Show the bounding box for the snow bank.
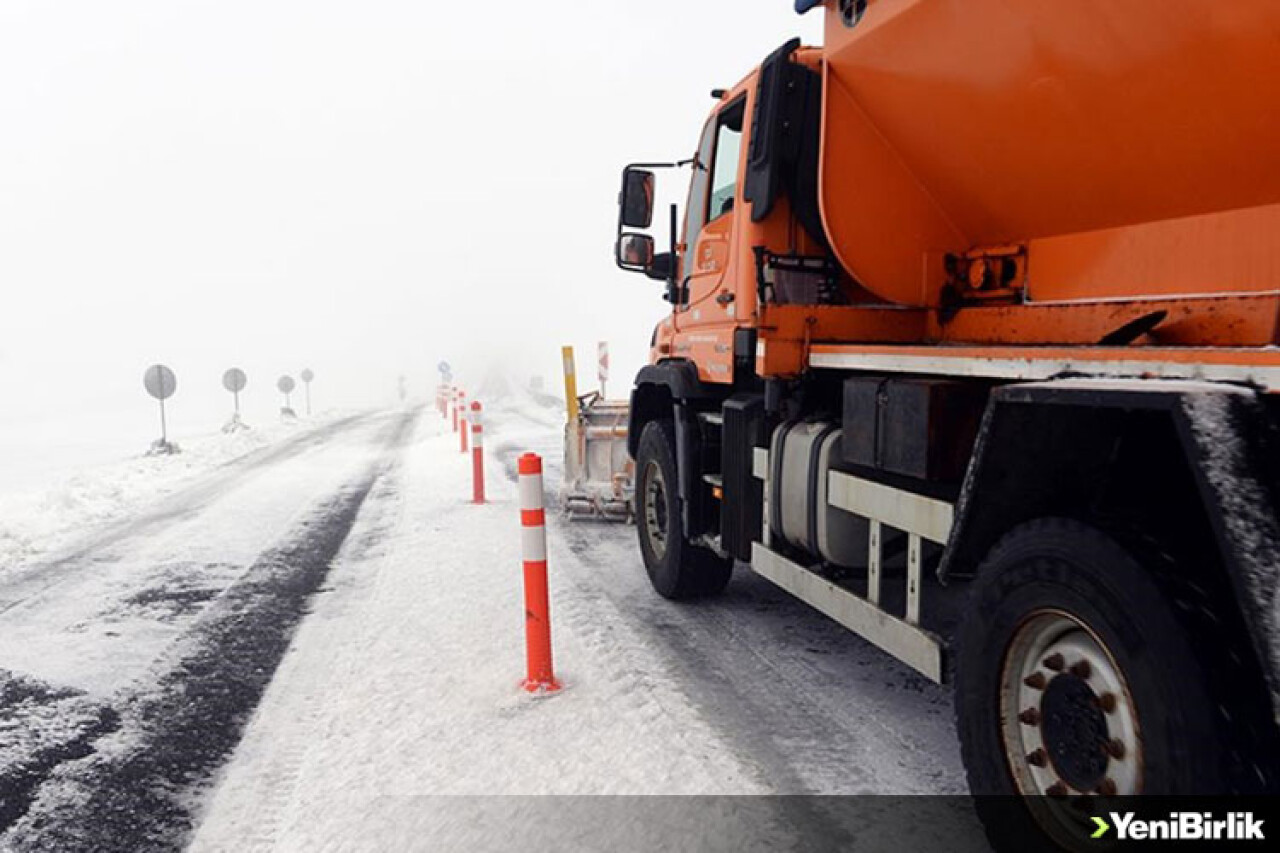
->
[0,412,354,580]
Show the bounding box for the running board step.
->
[749,542,945,683]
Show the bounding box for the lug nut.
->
[1070,660,1092,679]
[1103,738,1126,760]
[1027,748,1048,767]
[1023,672,1047,690]
[1045,782,1069,797]
[1043,653,1065,672]
[1019,707,1042,726]
[1097,778,1118,796]
[1098,692,1118,713]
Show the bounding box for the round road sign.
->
[278,375,296,394]
[301,368,315,383]
[144,364,177,401]
[223,368,248,394]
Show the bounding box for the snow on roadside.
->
[0,411,354,580]
[189,405,768,852]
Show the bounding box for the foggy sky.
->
[0,1,820,441]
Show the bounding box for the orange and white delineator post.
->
[458,391,469,454]
[470,401,485,504]
[451,388,460,433]
[518,453,560,693]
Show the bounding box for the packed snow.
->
[186,389,980,851]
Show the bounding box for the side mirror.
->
[617,232,655,272]
[619,168,655,229]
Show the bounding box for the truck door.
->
[679,98,744,331]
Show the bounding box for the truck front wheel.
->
[955,518,1275,850]
[634,419,731,599]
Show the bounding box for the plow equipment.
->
[559,346,633,522]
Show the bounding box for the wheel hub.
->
[1040,672,1110,791]
[1000,611,1142,798]
[642,461,668,559]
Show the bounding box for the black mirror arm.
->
[645,253,673,282]
[666,203,680,302]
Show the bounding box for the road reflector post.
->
[598,340,609,399]
[459,391,469,454]
[471,401,485,504]
[561,346,579,423]
[452,388,460,433]
[518,453,560,694]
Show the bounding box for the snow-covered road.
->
[0,411,417,850]
[189,394,986,852]
[2,391,989,852]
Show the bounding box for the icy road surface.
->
[2,392,984,852]
[0,412,415,850]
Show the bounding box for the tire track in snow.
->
[225,471,409,853]
[0,411,417,852]
[489,417,963,796]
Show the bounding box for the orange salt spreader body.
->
[631,0,1280,382]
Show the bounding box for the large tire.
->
[955,518,1278,851]
[634,419,732,599]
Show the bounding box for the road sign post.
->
[143,364,179,454]
[277,375,296,417]
[223,368,247,414]
[300,368,314,416]
[222,368,249,433]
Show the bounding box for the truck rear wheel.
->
[955,518,1274,850]
[634,419,732,599]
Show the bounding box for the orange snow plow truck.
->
[614,0,1280,846]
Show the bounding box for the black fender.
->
[940,380,1280,720]
[626,360,710,458]
[629,360,720,537]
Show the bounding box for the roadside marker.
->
[518,453,560,694]
[471,401,485,504]
[452,388,460,433]
[561,345,579,422]
[598,340,609,399]
[459,391,469,454]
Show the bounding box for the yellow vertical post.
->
[561,346,579,422]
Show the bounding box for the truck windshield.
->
[683,121,716,255]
